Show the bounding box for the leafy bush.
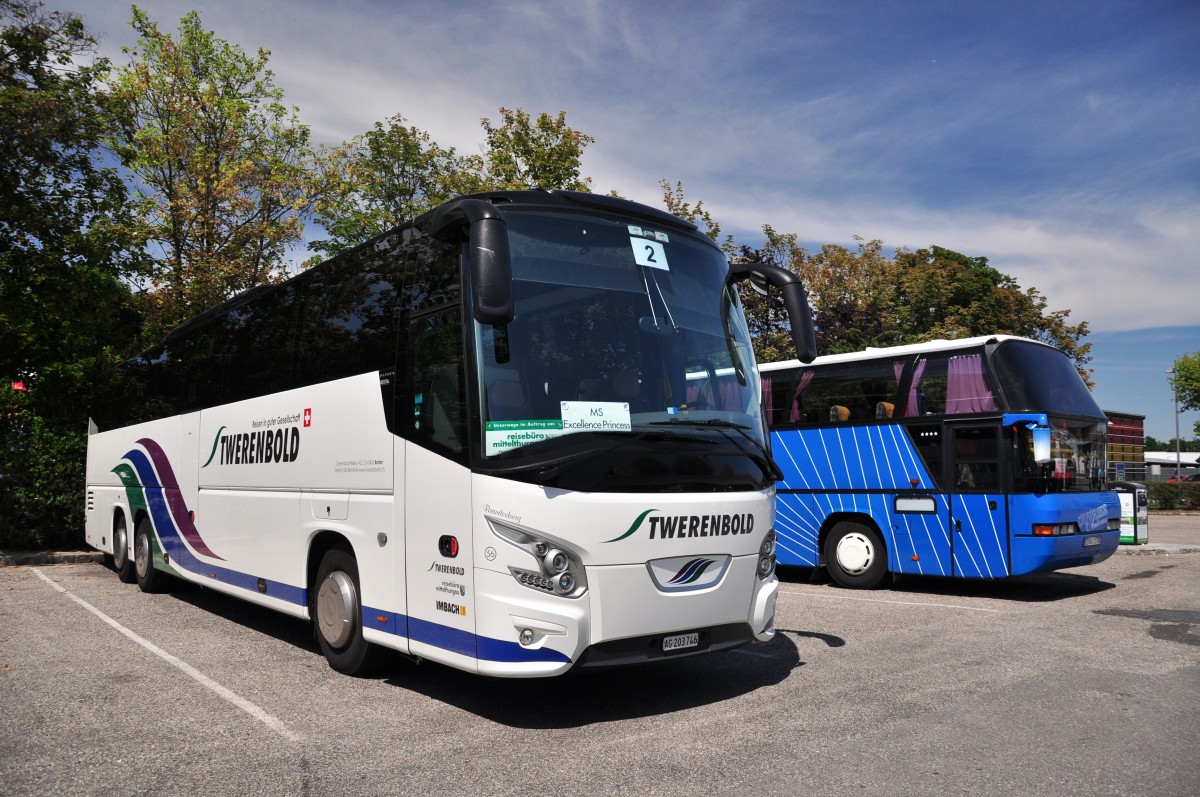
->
[1147,481,1200,511]
[0,391,87,550]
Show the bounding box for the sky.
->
[80,0,1199,440]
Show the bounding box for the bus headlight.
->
[544,549,569,573]
[490,520,587,598]
[757,530,777,579]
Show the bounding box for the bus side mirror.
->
[1032,426,1051,464]
[728,261,817,363]
[470,217,514,326]
[431,198,515,326]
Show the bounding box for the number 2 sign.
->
[630,237,669,270]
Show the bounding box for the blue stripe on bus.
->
[367,609,571,664]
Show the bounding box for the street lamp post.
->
[1167,363,1181,491]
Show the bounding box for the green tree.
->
[660,179,733,251]
[481,107,594,191]
[760,229,896,357]
[0,0,141,548]
[890,246,1092,382]
[107,7,319,340]
[1168,351,1200,438]
[308,114,484,260]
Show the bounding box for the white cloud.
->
[80,0,1199,335]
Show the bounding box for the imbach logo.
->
[202,417,304,468]
[604,509,755,542]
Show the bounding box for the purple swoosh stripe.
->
[137,437,224,560]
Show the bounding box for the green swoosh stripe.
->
[604,508,658,543]
[201,426,226,468]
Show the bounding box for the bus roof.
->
[757,334,1055,372]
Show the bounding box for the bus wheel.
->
[313,548,382,676]
[134,518,166,593]
[824,521,887,589]
[113,516,136,584]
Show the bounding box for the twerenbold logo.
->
[604,510,755,543]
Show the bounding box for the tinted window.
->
[951,426,1002,492]
[906,422,945,490]
[763,358,899,426]
[293,249,405,389]
[990,341,1103,417]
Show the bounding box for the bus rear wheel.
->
[313,547,382,676]
[824,521,887,589]
[113,516,136,584]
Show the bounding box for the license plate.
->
[1083,535,1101,547]
[662,632,699,652]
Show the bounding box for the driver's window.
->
[951,426,1001,492]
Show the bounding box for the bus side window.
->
[951,426,1000,491]
[405,307,467,462]
[906,423,945,490]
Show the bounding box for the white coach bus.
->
[85,190,816,677]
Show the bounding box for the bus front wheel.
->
[824,521,887,589]
[313,547,382,676]
[113,516,136,584]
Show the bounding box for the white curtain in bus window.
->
[945,354,997,414]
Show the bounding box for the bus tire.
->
[313,547,382,676]
[133,517,166,593]
[113,515,136,584]
[824,521,887,589]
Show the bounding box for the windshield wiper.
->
[650,418,784,482]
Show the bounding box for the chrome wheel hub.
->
[317,571,356,649]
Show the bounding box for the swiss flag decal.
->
[303,408,312,427]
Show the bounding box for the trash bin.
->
[1112,482,1149,545]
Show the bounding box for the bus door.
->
[946,422,1010,579]
[894,421,953,579]
[402,306,477,667]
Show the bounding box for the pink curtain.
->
[788,370,814,422]
[946,354,997,413]
[900,359,926,417]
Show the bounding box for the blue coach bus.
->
[758,336,1121,588]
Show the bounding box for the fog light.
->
[519,628,535,646]
[557,571,575,593]
[757,553,776,578]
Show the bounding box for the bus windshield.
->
[1012,416,1108,493]
[991,340,1104,417]
[474,208,763,467]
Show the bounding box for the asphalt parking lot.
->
[2,518,1197,797]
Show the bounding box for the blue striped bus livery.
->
[759,335,1120,588]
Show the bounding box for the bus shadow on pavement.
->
[778,564,1115,603]
[381,631,806,729]
[890,570,1116,602]
[169,581,813,727]
[170,585,317,650]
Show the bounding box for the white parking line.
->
[30,568,301,742]
[778,585,1002,613]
